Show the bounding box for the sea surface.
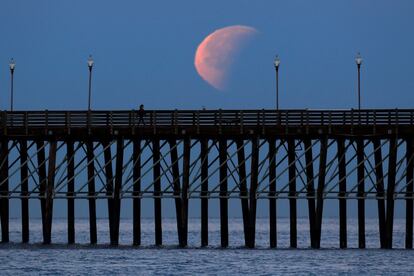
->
[0,217,414,275]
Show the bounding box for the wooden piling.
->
[356,139,365,249]
[153,139,162,246]
[0,139,9,243]
[219,139,228,248]
[287,139,297,248]
[373,139,386,248]
[236,139,250,247]
[315,138,327,249]
[86,141,97,244]
[67,141,75,244]
[103,141,117,245]
[113,138,124,245]
[133,140,141,246]
[248,137,259,248]
[304,139,316,248]
[36,141,47,244]
[181,138,191,247]
[337,138,347,248]
[169,139,183,246]
[386,138,397,249]
[268,138,277,248]
[43,141,57,244]
[200,139,209,247]
[406,139,413,249]
[20,141,29,243]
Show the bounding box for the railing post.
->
[24,112,28,136]
[240,111,244,134]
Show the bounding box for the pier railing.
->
[1,109,413,129]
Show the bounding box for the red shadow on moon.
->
[194,25,258,91]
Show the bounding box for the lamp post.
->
[87,55,94,111]
[274,55,280,110]
[9,58,16,111]
[355,52,362,110]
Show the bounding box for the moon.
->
[194,25,258,91]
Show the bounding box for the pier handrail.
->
[0,109,412,129]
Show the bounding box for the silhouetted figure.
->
[138,104,146,126]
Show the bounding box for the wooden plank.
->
[181,138,191,247]
[373,139,386,248]
[248,136,259,248]
[386,138,397,249]
[200,139,209,247]
[304,139,316,248]
[219,138,228,248]
[43,141,57,244]
[86,140,97,244]
[287,139,297,248]
[67,141,75,244]
[153,139,162,246]
[133,140,141,246]
[20,141,29,243]
[337,138,347,249]
[0,139,9,242]
[315,138,327,249]
[268,138,277,248]
[36,141,47,244]
[406,139,414,249]
[236,139,250,247]
[356,139,365,248]
[169,139,183,246]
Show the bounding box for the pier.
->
[0,108,413,248]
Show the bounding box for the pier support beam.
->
[356,139,365,249]
[304,139,316,248]
[287,139,297,248]
[219,139,228,248]
[247,136,259,248]
[0,140,9,243]
[315,138,327,249]
[133,140,141,246]
[268,139,277,248]
[43,141,57,244]
[236,140,249,247]
[103,141,115,245]
[169,139,183,246]
[181,138,190,247]
[386,138,397,249]
[20,141,29,243]
[153,139,162,246]
[36,141,47,244]
[373,139,386,249]
[337,139,347,248]
[113,138,123,245]
[67,141,75,244]
[200,139,209,247]
[406,139,414,249]
[86,141,97,244]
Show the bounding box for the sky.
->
[1,0,414,220]
[1,0,414,111]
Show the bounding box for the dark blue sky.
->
[1,0,414,111]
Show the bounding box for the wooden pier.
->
[0,109,413,248]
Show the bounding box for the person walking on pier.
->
[138,104,146,126]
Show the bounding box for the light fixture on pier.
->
[355,52,362,110]
[274,55,280,110]
[9,58,16,111]
[87,55,94,111]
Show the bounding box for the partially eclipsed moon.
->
[194,25,258,91]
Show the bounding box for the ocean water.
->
[0,217,414,275]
